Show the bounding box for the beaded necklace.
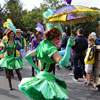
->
[7,41,15,56]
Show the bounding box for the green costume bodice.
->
[0,40,24,70]
[4,40,18,57]
[36,40,58,71]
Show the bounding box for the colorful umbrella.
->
[48,5,100,25]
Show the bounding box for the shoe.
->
[83,81,88,84]
[9,88,13,90]
[56,64,60,70]
[69,73,74,76]
[72,77,78,82]
[85,82,92,86]
[96,84,100,91]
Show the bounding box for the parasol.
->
[48,5,100,25]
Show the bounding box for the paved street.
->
[0,51,100,100]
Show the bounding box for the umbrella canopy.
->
[48,5,100,25]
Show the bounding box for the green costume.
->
[0,40,24,70]
[19,40,70,100]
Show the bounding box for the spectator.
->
[25,31,31,42]
[96,37,100,45]
[72,28,88,81]
[60,32,69,50]
[84,37,96,86]
[89,32,97,43]
[25,31,31,51]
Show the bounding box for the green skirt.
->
[0,55,24,70]
[19,71,69,100]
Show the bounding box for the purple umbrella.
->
[48,5,99,25]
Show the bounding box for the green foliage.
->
[4,0,23,29]
[41,0,59,9]
[40,0,65,10]
[72,7,100,37]
[21,8,44,32]
[72,19,99,37]
[0,0,100,35]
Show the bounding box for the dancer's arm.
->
[31,41,34,50]
[25,49,41,73]
[0,48,6,54]
[0,42,6,54]
[53,37,74,67]
[18,37,24,49]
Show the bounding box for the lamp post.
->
[7,9,10,18]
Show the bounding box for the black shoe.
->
[56,64,60,70]
[85,82,92,86]
[96,84,100,91]
[84,81,88,84]
[9,88,13,90]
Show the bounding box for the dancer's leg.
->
[6,69,12,90]
[15,69,22,81]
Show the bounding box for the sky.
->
[0,0,100,11]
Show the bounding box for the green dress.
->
[0,40,24,70]
[19,40,69,100]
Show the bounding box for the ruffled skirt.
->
[0,55,24,70]
[19,71,69,100]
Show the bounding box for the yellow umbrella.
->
[48,5,100,25]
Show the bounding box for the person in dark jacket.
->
[96,37,100,45]
[60,32,69,50]
[72,28,88,81]
[25,31,31,51]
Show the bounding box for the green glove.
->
[59,37,74,67]
[25,54,41,73]
[0,48,6,54]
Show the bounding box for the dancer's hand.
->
[67,37,74,47]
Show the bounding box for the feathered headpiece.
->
[35,22,44,34]
[3,18,16,34]
[43,9,63,32]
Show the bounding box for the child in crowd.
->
[84,37,96,86]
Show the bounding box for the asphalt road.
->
[0,51,100,100]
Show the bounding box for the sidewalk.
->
[56,67,100,100]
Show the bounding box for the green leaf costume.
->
[19,40,70,100]
[0,40,24,69]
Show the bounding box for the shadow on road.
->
[0,88,20,99]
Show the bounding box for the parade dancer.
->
[0,22,24,90]
[31,31,43,76]
[19,28,74,100]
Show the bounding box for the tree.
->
[21,8,44,32]
[40,0,65,10]
[72,7,100,37]
[0,4,5,38]
[4,0,23,29]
